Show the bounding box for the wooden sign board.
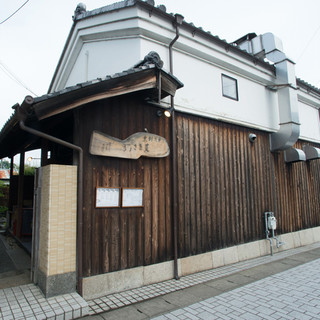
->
[89,131,170,159]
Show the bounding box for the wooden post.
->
[16,152,25,238]
[8,156,14,211]
[41,139,49,166]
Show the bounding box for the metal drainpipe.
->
[16,97,84,295]
[169,13,183,280]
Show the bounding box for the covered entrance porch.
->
[0,106,79,297]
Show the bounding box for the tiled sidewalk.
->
[152,257,320,319]
[1,242,320,320]
[0,285,88,320]
[87,242,320,316]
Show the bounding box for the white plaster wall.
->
[140,37,280,131]
[173,51,279,131]
[52,6,141,91]
[64,28,281,132]
[65,30,280,132]
[52,5,320,140]
[298,101,320,142]
[65,39,141,87]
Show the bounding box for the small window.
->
[222,74,238,100]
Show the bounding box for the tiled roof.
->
[34,62,182,105]
[73,0,136,21]
[296,78,320,97]
[72,0,274,73]
[0,58,183,150]
[72,1,320,100]
[0,56,183,157]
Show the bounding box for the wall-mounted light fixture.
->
[157,109,172,118]
[164,110,172,118]
[147,100,172,118]
[249,133,257,143]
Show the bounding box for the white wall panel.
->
[299,102,320,142]
[51,4,319,143]
[66,39,141,88]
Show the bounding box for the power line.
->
[0,60,38,96]
[296,23,320,63]
[0,0,30,25]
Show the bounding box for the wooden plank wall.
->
[77,96,173,277]
[175,113,275,257]
[175,112,320,258]
[273,141,320,234]
[77,98,320,277]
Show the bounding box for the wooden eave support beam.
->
[35,73,158,120]
[34,68,183,121]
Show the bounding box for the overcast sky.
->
[1,0,320,131]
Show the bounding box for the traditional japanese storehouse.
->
[0,0,319,299]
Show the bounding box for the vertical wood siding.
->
[175,113,320,257]
[78,96,173,277]
[273,141,320,234]
[78,99,320,277]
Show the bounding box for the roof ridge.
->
[73,0,136,21]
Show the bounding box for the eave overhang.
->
[35,65,182,120]
[0,64,183,159]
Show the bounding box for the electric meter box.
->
[268,216,277,230]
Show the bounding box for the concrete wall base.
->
[37,269,77,298]
[82,226,320,300]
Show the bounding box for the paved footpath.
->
[0,235,15,274]
[153,258,320,320]
[82,245,320,320]
[1,243,319,319]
